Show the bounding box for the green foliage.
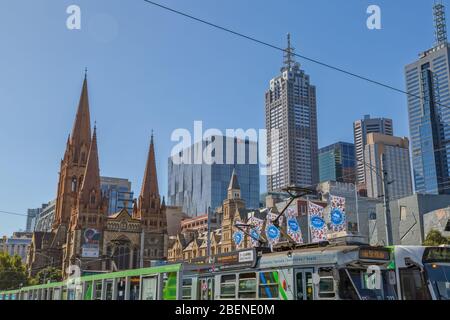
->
[33,267,63,285]
[0,252,28,291]
[423,230,450,246]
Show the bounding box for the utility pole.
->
[207,206,211,262]
[381,154,393,246]
[140,230,144,268]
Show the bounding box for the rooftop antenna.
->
[283,33,295,70]
[434,1,448,45]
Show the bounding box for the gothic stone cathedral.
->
[27,76,168,277]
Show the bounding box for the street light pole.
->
[381,155,393,246]
[354,183,360,234]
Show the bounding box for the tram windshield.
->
[344,268,397,300]
[424,264,450,300]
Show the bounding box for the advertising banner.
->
[308,201,328,243]
[81,228,101,258]
[329,195,347,233]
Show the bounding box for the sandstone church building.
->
[27,74,168,277]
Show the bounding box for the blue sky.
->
[0,0,442,236]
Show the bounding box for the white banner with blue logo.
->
[285,205,303,244]
[248,216,264,247]
[329,195,347,232]
[233,230,245,249]
[308,201,328,243]
[265,211,281,248]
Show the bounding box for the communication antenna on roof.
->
[434,0,448,45]
[282,33,296,71]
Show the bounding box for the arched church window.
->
[90,192,96,204]
[81,152,86,164]
[71,177,77,192]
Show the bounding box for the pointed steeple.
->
[228,169,240,190]
[227,169,241,200]
[70,75,92,157]
[78,125,101,206]
[140,133,159,199]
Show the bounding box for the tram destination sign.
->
[359,248,390,261]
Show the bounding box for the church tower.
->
[133,134,168,263]
[53,75,92,230]
[134,134,167,232]
[64,124,109,271]
[221,169,245,253]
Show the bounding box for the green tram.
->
[0,263,182,301]
[181,244,397,300]
[0,243,402,301]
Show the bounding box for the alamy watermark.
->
[170,121,280,176]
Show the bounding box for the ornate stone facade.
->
[27,75,168,277]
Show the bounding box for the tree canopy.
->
[0,252,28,291]
[423,230,450,246]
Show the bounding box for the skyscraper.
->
[265,34,319,192]
[319,142,356,183]
[167,135,260,216]
[404,2,450,195]
[364,133,413,200]
[26,207,43,232]
[100,176,134,215]
[353,115,393,189]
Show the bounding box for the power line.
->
[141,0,450,110]
[0,210,28,217]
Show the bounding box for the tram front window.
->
[425,264,450,300]
[346,269,397,300]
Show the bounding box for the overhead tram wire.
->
[141,0,450,111]
[0,210,28,217]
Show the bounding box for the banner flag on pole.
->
[308,201,328,243]
[285,204,303,244]
[265,210,281,249]
[233,230,245,249]
[329,195,347,232]
[248,216,264,247]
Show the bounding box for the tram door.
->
[198,277,214,300]
[295,269,314,300]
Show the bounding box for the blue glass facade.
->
[318,142,356,183]
[405,44,450,195]
[168,135,260,216]
[100,177,134,215]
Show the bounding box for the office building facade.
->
[364,133,413,200]
[100,176,134,215]
[404,3,450,195]
[168,135,260,216]
[265,34,319,192]
[354,115,393,189]
[319,142,356,183]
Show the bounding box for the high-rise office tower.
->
[100,176,134,215]
[319,142,356,183]
[168,135,260,216]
[265,34,319,192]
[354,115,393,189]
[364,133,413,200]
[404,2,450,195]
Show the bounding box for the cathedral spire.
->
[78,125,101,206]
[70,75,91,154]
[140,132,159,200]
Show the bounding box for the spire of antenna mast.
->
[283,33,295,70]
[434,1,448,45]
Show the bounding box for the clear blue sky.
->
[0,0,441,236]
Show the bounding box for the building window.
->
[400,206,407,221]
[71,177,77,192]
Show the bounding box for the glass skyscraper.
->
[319,142,356,183]
[167,135,260,216]
[404,3,450,195]
[100,176,134,215]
